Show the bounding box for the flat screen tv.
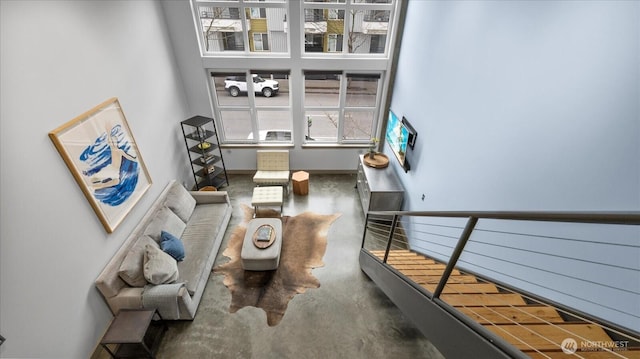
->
[385,110,410,172]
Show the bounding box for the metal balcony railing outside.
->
[200,8,241,20]
[360,210,640,358]
[363,11,390,22]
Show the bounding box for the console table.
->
[356,154,404,213]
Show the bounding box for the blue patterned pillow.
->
[160,230,185,261]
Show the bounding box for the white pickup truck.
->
[224,74,279,98]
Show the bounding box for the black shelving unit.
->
[180,115,228,190]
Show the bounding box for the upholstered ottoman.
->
[241,218,283,271]
[251,186,283,217]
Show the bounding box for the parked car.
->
[224,74,279,98]
[247,130,292,141]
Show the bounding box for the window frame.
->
[303,71,383,145]
[210,70,292,145]
[192,0,400,147]
[252,33,270,51]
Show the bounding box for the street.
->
[211,75,378,142]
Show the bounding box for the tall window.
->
[303,2,391,54]
[193,0,398,146]
[304,71,381,143]
[210,71,291,143]
[252,33,269,51]
[198,7,244,52]
[250,7,266,19]
[328,34,343,52]
[196,2,288,54]
[344,74,380,140]
[328,9,345,20]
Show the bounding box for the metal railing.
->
[361,210,640,358]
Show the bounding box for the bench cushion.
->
[251,186,283,206]
[253,170,289,185]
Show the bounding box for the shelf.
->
[181,116,228,190]
[195,166,224,178]
[197,175,227,189]
[181,115,214,128]
[184,129,214,142]
[192,154,221,167]
[188,142,218,154]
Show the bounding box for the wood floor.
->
[370,249,640,359]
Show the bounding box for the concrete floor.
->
[93,174,445,359]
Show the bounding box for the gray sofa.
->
[95,180,232,320]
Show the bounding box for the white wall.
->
[386,0,640,331]
[389,0,639,212]
[0,1,191,358]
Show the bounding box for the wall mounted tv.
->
[385,109,414,172]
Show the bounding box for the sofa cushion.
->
[177,203,228,295]
[143,244,179,285]
[253,170,290,185]
[160,230,185,261]
[164,183,196,223]
[118,236,158,287]
[144,206,186,243]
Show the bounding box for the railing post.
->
[360,211,370,249]
[383,214,400,263]
[432,216,478,299]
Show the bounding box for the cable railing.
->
[361,210,640,358]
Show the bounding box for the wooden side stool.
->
[292,171,309,196]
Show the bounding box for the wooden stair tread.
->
[366,248,638,358]
[411,275,479,284]
[442,293,527,306]
[392,263,447,270]
[421,283,499,294]
[457,306,564,324]
[485,323,613,351]
[398,268,461,276]
[369,250,424,258]
[370,249,415,255]
[385,258,437,265]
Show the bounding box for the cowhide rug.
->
[213,205,341,326]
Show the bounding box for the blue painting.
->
[49,98,152,233]
[80,124,139,206]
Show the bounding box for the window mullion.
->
[240,5,250,54]
[337,72,347,143]
[246,71,260,137]
[342,5,351,55]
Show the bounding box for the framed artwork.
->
[49,97,152,233]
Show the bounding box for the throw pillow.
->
[118,236,158,287]
[160,230,185,261]
[143,244,179,285]
[144,206,186,243]
[164,182,196,223]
